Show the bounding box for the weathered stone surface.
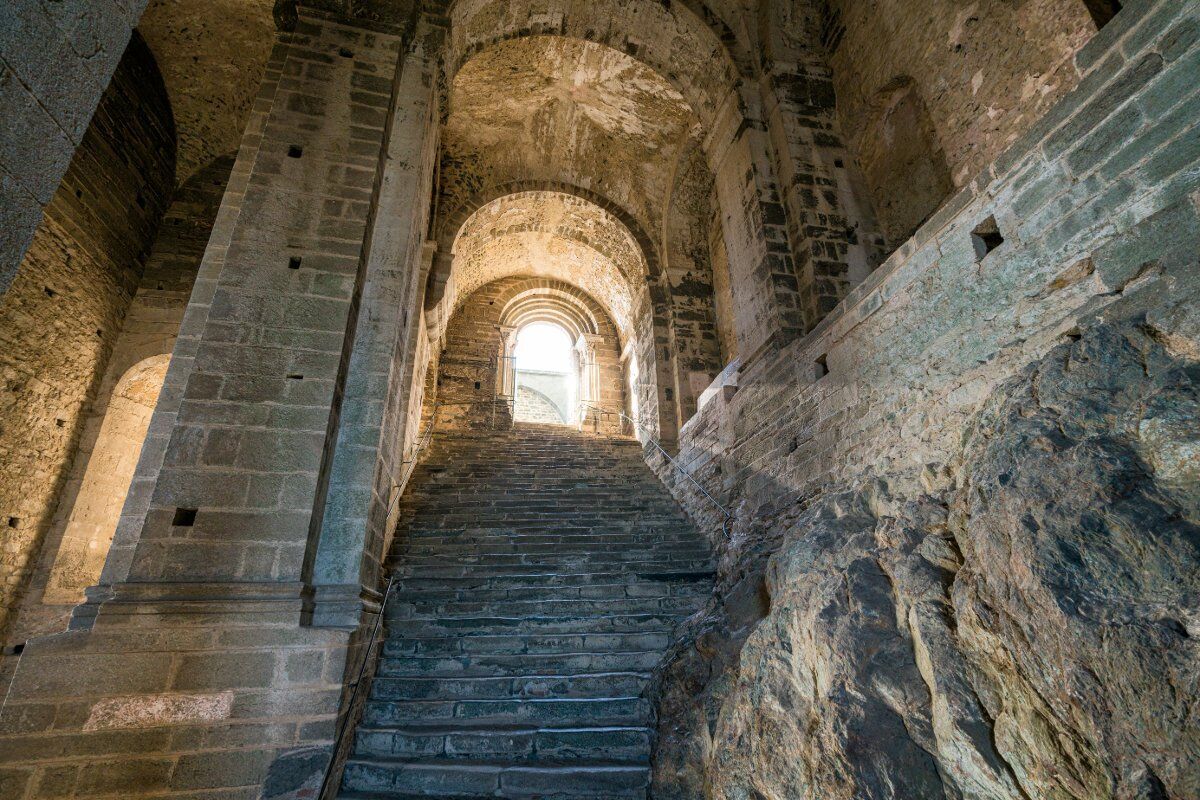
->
[652,319,1200,799]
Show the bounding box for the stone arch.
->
[434,180,664,284]
[498,285,602,341]
[847,75,954,249]
[427,276,627,436]
[443,0,747,129]
[42,355,171,606]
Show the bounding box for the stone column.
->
[706,84,805,358]
[498,325,518,398]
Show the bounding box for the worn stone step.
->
[361,696,651,728]
[353,724,653,760]
[388,580,708,604]
[377,650,666,678]
[341,759,649,798]
[386,613,690,638]
[389,559,715,579]
[389,595,700,619]
[387,570,715,594]
[382,630,673,658]
[370,672,651,701]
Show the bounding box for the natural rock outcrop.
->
[651,319,1200,799]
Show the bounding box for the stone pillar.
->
[305,21,442,627]
[0,9,433,798]
[570,331,596,427]
[706,84,804,358]
[107,12,407,599]
[760,62,885,330]
[498,325,518,398]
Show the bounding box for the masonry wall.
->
[651,2,1200,796]
[3,156,235,653]
[0,34,175,637]
[828,0,1097,196]
[427,277,626,435]
[0,0,146,293]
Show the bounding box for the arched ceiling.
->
[446,0,743,123]
[138,0,275,186]
[439,35,702,245]
[450,191,651,338]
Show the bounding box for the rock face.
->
[651,319,1200,799]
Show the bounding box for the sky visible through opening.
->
[514,322,573,373]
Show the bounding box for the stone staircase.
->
[337,423,715,799]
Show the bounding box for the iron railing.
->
[577,401,733,537]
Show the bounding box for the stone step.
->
[370,672,651,701]
[340,759,649,798]
[387,570,715,593]
[393,551,713,569]
[353,724,653,761]
[388,559,715,579]
[361,696,651,728]
[386,612,690,638]
[381,630,674,658]
[388,595,701,620]
[377,650,666,678]
[388,581,709,604]
[398,530,702,546]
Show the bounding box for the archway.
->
[42,355,171,605]
[511,322,577,425]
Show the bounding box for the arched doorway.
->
[511,321,578,425]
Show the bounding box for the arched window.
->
[512,322,578,425]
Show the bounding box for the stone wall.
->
[0,11,433,799]
[828,0,1097,204]
[3,156,235,652]
[651,2,1200,797]
[0,0,146,293]
[0,33,175,637]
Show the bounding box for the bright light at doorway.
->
[514,322,573,373]
[512,322,577,425]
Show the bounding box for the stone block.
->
[172,652,278,692]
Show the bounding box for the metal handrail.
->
[578,401,733,531]
[316,398,446,799]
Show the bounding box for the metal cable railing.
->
[578,401,733,538]
[316,393,527,797]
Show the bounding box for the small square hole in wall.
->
[474,381,481,390]
[834,158,844,168]
[339,47,354,58]
[815,354,829,379]
[971,216,1004,261]
[1082,0,1121,28]
[287,145,303,158]
[55,418,66,428]
[7,517,19,529]
[172,508,197,527]
[288,256,302,270]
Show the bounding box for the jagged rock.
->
[651,320,1200,799]
[950,322,1200,799]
